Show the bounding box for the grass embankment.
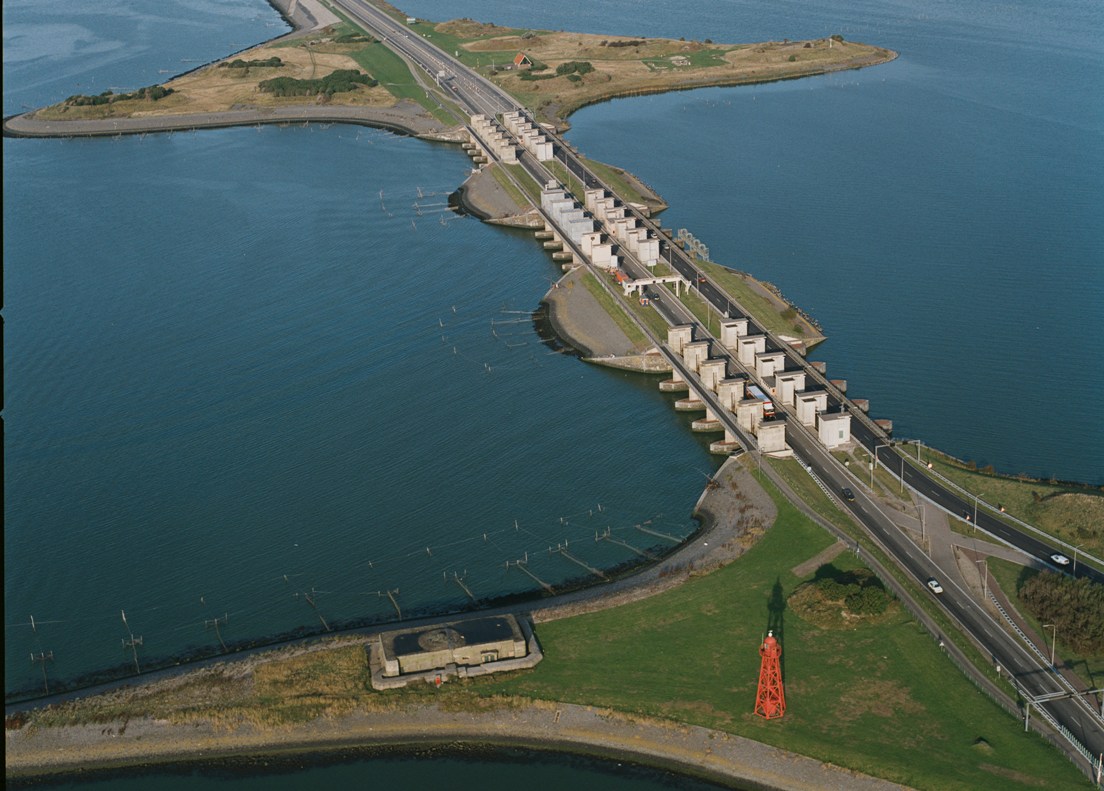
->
[546,160,586,203]
[504,163,542,204]
[552,149,665,212]
[488,163,533,212]
[986,558,1104,687]
[918,448,1104,561]
[580,156,660,209]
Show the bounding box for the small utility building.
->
[370,614,541,689]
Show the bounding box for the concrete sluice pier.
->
[674,398,705,411]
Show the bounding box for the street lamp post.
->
[976,558,988,599]
[1073,544,1084,575]
[1043,623,1057,666]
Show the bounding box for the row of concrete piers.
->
[468,114,519,163]
[663,319,872,456]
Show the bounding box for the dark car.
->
[842,488,855,502]
[647,291,661,301]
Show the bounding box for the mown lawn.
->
[477,480,1090,790]
[345,42,460,124]
[918,448,1104,561]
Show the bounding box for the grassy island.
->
[26,11,895,130]
[414,19,895,126]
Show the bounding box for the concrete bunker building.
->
[370,614,541,689]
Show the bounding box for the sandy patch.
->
[160,45,394,113]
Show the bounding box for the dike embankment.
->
[6,460,912,790]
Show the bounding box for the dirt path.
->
[3,101,450,139]
[790,540,846,578]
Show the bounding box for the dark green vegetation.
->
[343,40,461,124]
[65,85,173,106]
[219,56,283,68]
[556,61,595,76]
[986,558,1104,685]
[1019,572,1104,654]
[259,69,377,97]
[476,476,1088,789]
[788,566,893,629]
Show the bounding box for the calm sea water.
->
[3,0,1101,785]
[6,747,729,791]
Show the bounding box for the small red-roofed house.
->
[513,52,532,70]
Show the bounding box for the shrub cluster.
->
[1020,572,1104,654]
[555,61,594,76]
[815,568,891,615]
[220,57,283,69]
[65,85,173,106]
[604,39,645,48]
[258,69,377,97]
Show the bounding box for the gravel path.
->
[5,701,910,790]
[3,101,451,139]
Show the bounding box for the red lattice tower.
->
[754,630,785,719]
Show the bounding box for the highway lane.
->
[330,0,1104,767]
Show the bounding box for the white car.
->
[926,578,944,594]
[1050,553,1071,566]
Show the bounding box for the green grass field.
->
[345,42,460,124]
[407,21,527,71]
[504,163,541,203]
[917,448,1104,559]
[475,479,1089,790]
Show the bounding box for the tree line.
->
[1020,571,1104,654]
[65,85,173,106]
[258,69,377,98]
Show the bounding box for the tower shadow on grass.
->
[765,576,785,679]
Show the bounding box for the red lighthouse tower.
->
[754,630,785,719]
